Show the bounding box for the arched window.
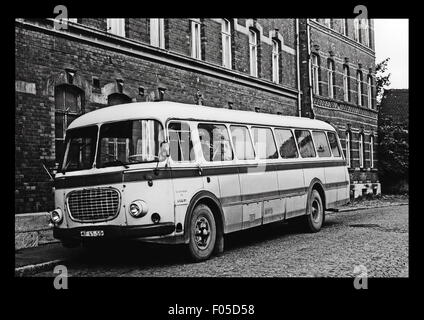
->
[362,19,370,47]
[249,29,258,77]
[191,18,202,60]
[221,19,232,69]
[343,64,350,102]
[357,70,363,106]
[367,75,373,109]
[370,135,374,169]
[327,59,335,98]
[359,133,364,168]
[353,18,360,42]
[150,18,165,48]
[272,39,280,83]
[54,84,85,164]
[345,131,351,168]
[311,54,320,95]
[107,18,125,37]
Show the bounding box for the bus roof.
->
[67,101,336,131]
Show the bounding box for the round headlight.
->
[129,200,148,218]
[50,208,63,225]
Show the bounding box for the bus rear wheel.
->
[187,204,216,262]
[305,189,324,232]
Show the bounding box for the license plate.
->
[80,230,104,237]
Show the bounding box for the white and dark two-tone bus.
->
[50,101,350,261]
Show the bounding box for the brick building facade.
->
[15,17,378,221]
[299,18,380,198]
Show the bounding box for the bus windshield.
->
[97,119,165,168]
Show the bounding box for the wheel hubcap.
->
[194,217,211,249]
[311,199,321,222]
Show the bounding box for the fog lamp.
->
[151,213,161,224]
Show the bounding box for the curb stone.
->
[15,259,65,277]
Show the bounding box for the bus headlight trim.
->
[50,208,63,225]
[129,200,148,218]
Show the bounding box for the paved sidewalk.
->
[15,200,408,276]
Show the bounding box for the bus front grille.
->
[67,188,121,222]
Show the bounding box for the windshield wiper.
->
[102,159,129,169]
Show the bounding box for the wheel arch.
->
[183,190,225,244]
[306,178,326,213]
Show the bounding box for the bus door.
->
[198,123,243,234]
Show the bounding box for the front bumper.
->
[53,223,175,241]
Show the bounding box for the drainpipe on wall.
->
[306,18,315,119]
[295,18,302,117]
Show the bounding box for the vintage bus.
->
[49,101,350,261]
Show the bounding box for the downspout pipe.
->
[295,18,301,117]
[306,18,315,119]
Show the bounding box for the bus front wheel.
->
[305,189,324,232]
[187,204,217,262]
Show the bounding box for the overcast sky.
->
[374,19,409,89]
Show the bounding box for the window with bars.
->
[327,59,335,98]
[249,29,258,77]
[54,84,84,165]
[191,19,202,60]
[359,134,364,168]
[222,19,232,69]
[343,65,350,102]
[150,18,165,48]
[345,131,351,168]
[370,135,374,168]
[357,71,363,106]
[107,18,125,37]
[272,40,280,83]
[311,55,320,95]
[367,75,373,109]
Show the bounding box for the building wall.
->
[299,19,379,197]
[15,18,299,214]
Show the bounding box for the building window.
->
[191,19,202,60]
[370,135,374,168]
[327,59,335,98]
[341,19,347,35]
[362,19,370,47]
[272,40,280,83]
[324,19,332,28]
[150,18,165,48]
[221,19,232,69]
[343,65,350,102]
[54,84,84,165]
[367,75,373,108]
[359,134,364,168]
[249,29,258,77]
[353,18,360,42]
[311,54,320,95]
[107,18,125,37]
[345,131,351,168]
[357,71,363,106]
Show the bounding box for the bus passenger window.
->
[230,125,255,160]
[198,123,233,161]
[327,132,341,157]
[312,131,331,157]
[251,127,278,159]
[274,128,298,158]
[294,130,316,158]
[168,121,194,162]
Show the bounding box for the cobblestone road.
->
[33,205,408,277]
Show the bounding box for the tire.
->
[305,189,325,232]
[187,204,217,262]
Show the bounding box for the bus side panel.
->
[219,173,243,233]
[239,168,279,230]
[278,168,306,219]
[324,165,340,208]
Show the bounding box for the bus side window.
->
[327,131,341,157]
[312,131,331,157]
[230,125,255,160]
[168,121,195,162]
[274,128,298,158]
[294,130,316,158]
[198,123,233,162]
[251,127,279,159]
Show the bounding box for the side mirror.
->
[160,141,170,159]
